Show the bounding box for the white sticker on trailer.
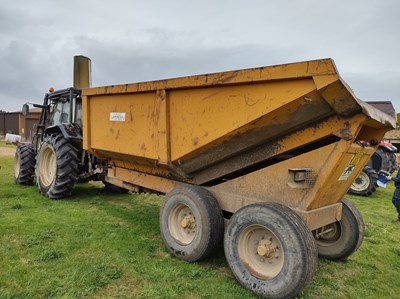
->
[110,112,126,122]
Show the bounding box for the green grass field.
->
[1,153,400,299]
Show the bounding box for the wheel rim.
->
[238,224,284,280]
[314,222,341,246]
[351,172,370,191]
[168,203,196,245]
[39,146,57,187]
[14,153,21,179]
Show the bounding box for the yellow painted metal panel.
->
[83,58,339,96]
[168,79,316,160]
[106,165,182,194]
[86,92,167,161]
[82,58,395,170]
[210,143,341,211]
[82,95,89,151]
[309,144,375,209]
[209,140,373,213]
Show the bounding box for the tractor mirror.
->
[22,104,29,116]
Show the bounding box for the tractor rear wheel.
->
[224,203,318,299]
[348,166,377,196]
[313,199,365,261]
[36,134,79,199]
[14,144,35,185]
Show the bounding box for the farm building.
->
[0,108,41,141]
[383,129,400,151]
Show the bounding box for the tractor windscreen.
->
[50,99,70,125]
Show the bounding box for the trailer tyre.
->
[314,199,364,261]
[14,144,36,185]
[160,185,224,262]
[36,134,79,199]
[224,203,318,299]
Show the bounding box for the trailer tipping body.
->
[82,58,396,298]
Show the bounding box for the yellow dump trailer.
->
[82,58,396,298]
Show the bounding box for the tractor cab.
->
[23,87,82,153]
[47,88,82,127]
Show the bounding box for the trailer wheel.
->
[160,185,224,262]
[36,134,79,199]
[314,200,364,261]
[348,166,377,196]
[14,144,35,185]
[224,203,318,299]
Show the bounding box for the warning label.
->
[339,152,363,181]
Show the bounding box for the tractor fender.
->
[45,124,82,146]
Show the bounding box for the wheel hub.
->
[238,225,284,280]
[355,177,363,184]
[351,172,370,191]
[181,214,196,229]
[256,239,277,259]
[169,204,196,245]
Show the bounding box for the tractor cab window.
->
[50,99,70,126]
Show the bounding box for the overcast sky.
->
[1,0,399,114]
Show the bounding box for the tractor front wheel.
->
[348,166,377,196]
[14,144,35,185]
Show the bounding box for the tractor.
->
[348,141,398,196]
[14,86,106,198]
[13,56,112,198]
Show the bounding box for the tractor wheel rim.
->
[39,146,57,187]
[351,172,370,191]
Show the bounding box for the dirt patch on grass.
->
[0,147,15,157]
